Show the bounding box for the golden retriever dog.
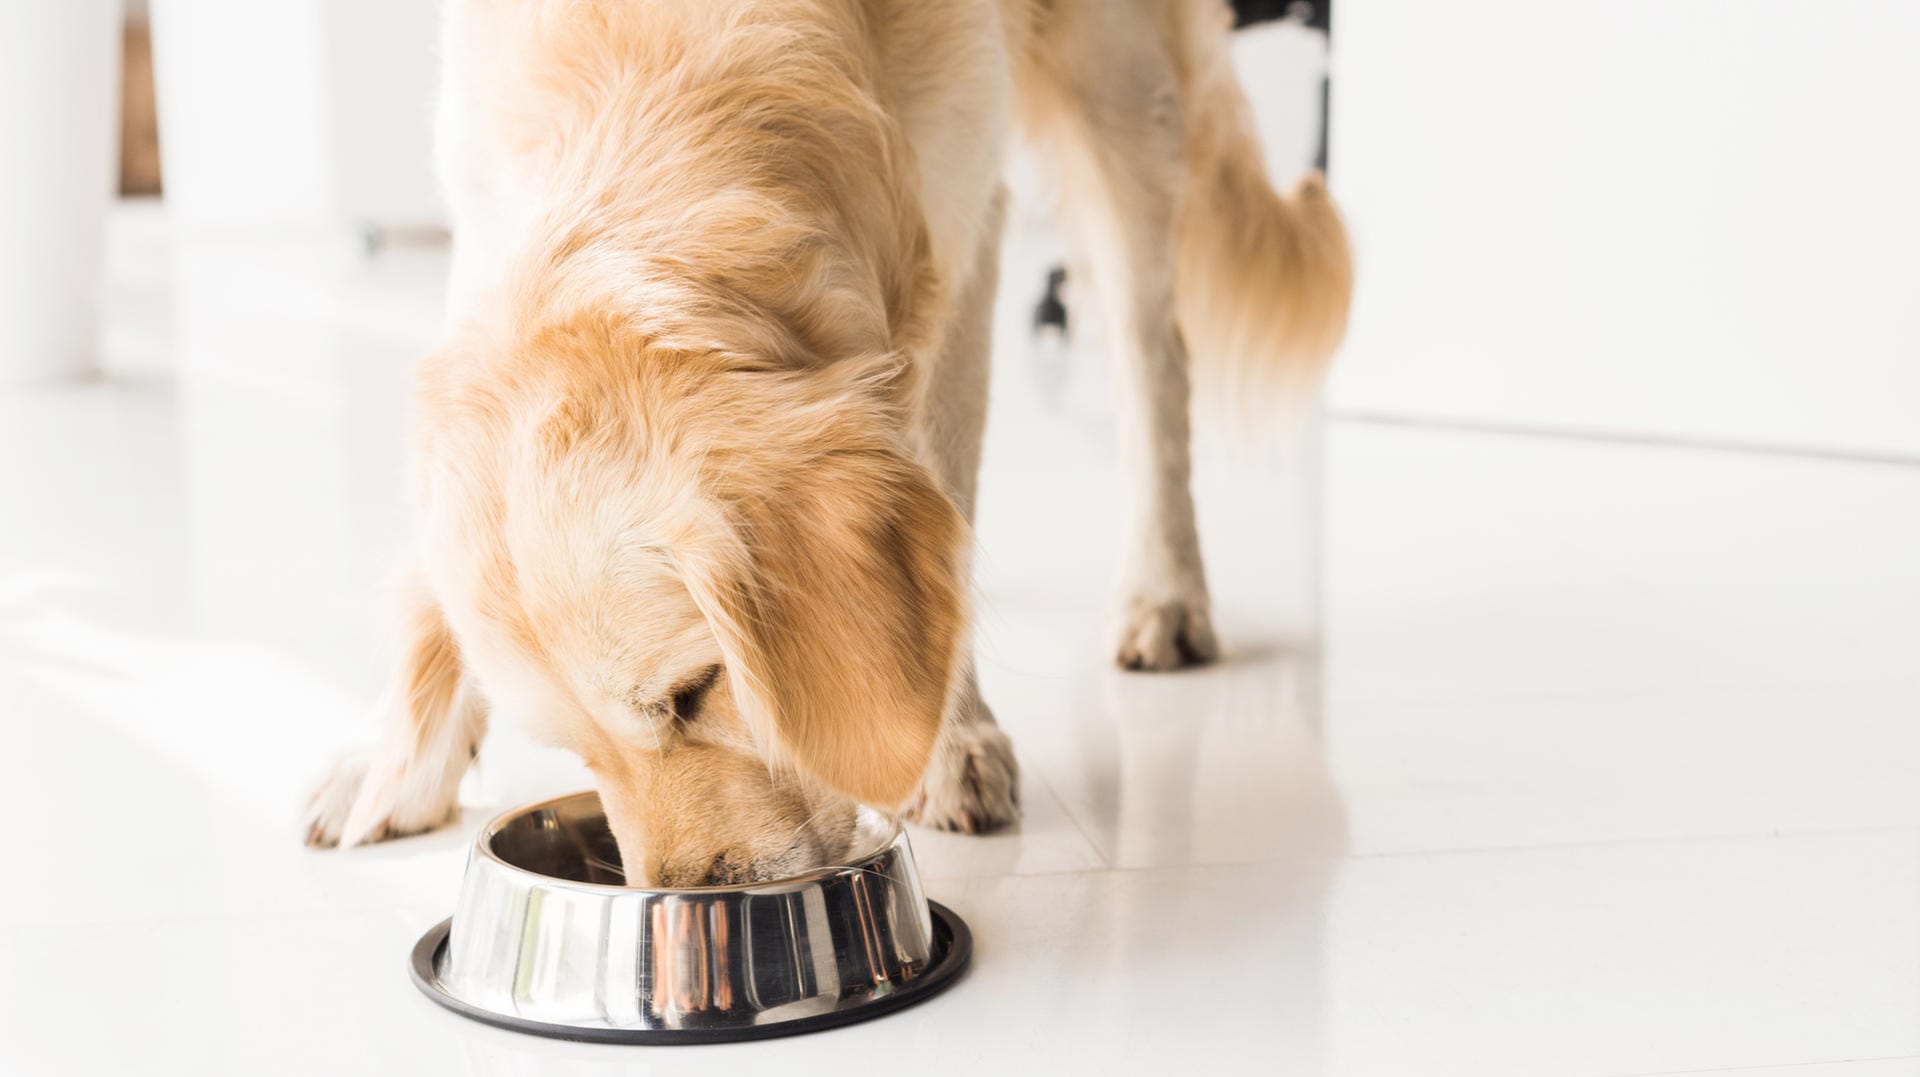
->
[305,0,1349,885]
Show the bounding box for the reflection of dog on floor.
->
[305,0,1351,887]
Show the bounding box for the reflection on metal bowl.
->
[409,792,971,1043]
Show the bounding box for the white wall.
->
[150,0,442,236]
[149,0,337,233]
[1327,1,1920,458]
[321,0,444,231]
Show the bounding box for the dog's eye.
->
[669,665,722,722]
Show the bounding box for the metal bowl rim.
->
[472,790,907,896]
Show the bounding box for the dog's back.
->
[436,0,952,374]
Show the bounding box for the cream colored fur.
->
[305,0,1350,883]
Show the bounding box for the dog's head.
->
[415,318,964,885]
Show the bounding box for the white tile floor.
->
[1,205,1917,1077]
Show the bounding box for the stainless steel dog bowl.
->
[409,792,970,1043]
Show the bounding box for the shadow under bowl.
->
[409,791,970,1044]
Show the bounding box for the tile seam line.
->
[915,818,1920,884]
[1344,821,1920,862]
[1323,680,1920,711]
[1589,1051,1920,1077]
[1329,409,1920,470]
[1029,772,1120,872]
[12,823,1914,932]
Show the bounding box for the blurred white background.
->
[15,1,1918,447]
[2,4,1917,1076]
[1328,0,1920,458]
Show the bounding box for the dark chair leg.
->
[1032,265,1069,335]
[1026,1,1334,347]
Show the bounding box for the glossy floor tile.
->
[2,205,1917,1075]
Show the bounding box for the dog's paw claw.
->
[304,751,368,848]
[302,750,453,849]
[905,721,1020,834]
[1114,599,1219,671]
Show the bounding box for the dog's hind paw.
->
[302,749,458,848]
[903,717,1020,835]
[1113,594,1219,671]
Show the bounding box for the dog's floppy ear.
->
[686,447,966,809]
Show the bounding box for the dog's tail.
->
[1173,4,1352,416]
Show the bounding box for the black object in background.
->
[1233,0,1329,32]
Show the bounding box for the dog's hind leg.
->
[903,188,1020,834]
[304,570,488,847]
[1018,3,1217,671]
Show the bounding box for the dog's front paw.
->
[303,750,458,848]
[904,718,1021,835]
[1113,593,1219,671]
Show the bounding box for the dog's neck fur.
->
[468,1,940,386]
